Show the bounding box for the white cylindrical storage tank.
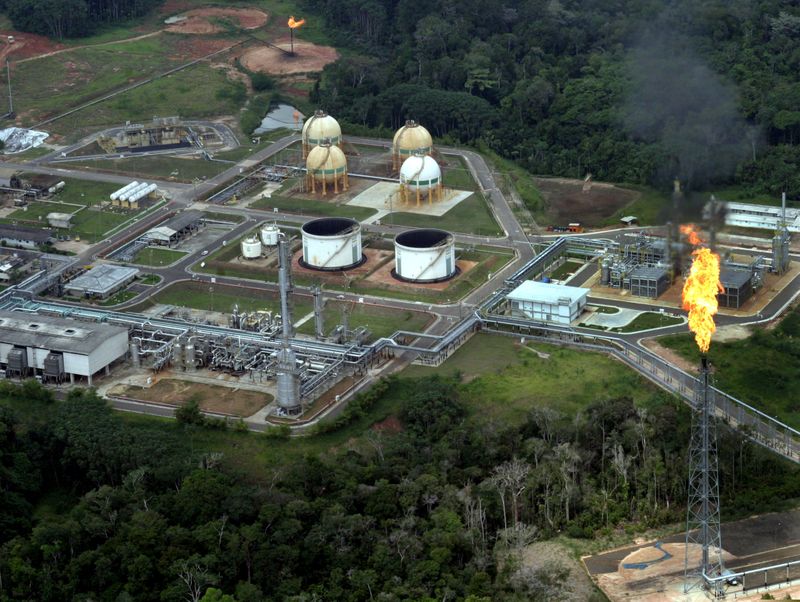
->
[301,217,363,270]
[394,228,457,282]
[260,224,280,246]
[111,181,139,201]
[241,236,262,259]
[302,110,341,151]
[399,154,441,192]
[393,120,433,165]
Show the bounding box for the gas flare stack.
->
[684,357,725,595]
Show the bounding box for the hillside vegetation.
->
[307,0,800,197]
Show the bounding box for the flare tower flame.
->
[680,224,724,354]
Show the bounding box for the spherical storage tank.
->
[302,110,341,151]
[305,142,349,194]
[301,217,363,270]
[393,120,433,163]
[241,236,262,259]
[260,224,280,246]
[394,228,457,282]
[400,154,441,192]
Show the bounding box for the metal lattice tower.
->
[684,357,725,595]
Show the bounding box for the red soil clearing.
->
[240,40,339,74]
[166,7,268,34]
[0,31,63,62]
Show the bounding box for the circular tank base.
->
[390,266,460,284]
[299,253,367,272]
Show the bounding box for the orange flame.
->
[681,224,724,354]
[680,223,703,246]
[288,16,306,29]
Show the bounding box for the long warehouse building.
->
[0,311,128,385]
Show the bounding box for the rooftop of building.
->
[0,225,53,243]
[720,267,752,289]
[0,310,127,354]
[162,210,203,232]
[630,266,670,280]
[507,280,590,305]
[66,264,139,294]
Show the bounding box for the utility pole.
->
[6,59,13,118]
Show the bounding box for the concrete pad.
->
[583,308,642,328]
[347,181,472,223]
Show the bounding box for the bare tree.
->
[177,560,213,602]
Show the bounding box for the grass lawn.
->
[442,157,478,191]
[251,193,377,220]
[98,290,138,306]
[296,302,432,340]
[131,247,188,267]
[139,274,162,285]
[120,379,273,417]
[11,36,178,127]
[550,260,582,280]
[60,155,232,182]
[613,312,683,332]
[658,307,800,427]
[605,186,670,226]
[477,143,545,217]
[591,305,620,314]
[388,194,503,236]
[201,211,245,224]
[403,334,664,424]
[136,281,313,318]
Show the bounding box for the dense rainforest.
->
[305,0,800,195]
[1,0,160,39]
[0,375,798,601]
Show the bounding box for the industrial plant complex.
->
[0,97,797,601]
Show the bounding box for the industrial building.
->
[0,310,128,385]
[301,217,363,270]
[506,280,589,325]
[100,117,191,153]
[628,266,671,298]
[0,225,53,249]
[65,264,139,299]
[142,210,203,246]
[718,267,754,309]
[301,110,341,157]
[712,200,800,233]
[392,120,433,170]
[394,229,456,282]
[47,212,72,229]
[9,174,63,198]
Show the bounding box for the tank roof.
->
[302,217,359,237]
[395,228,451,248]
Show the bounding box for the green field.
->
[388,194,503,236]
[251,191,377,221]
[59,155,232,182]
[658,307,800,428]
[403,334,663,423]
[614,312,683,332]
[550,260,583,280]
[296,301,432,340]
[139,274,161,285]
[605,186,670,226]
[0,178,144,242]
[98,290,138,306]
[6,34,246,140]
[442,157,478,191]
[131,247,188,267]
[135,281,313,318]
